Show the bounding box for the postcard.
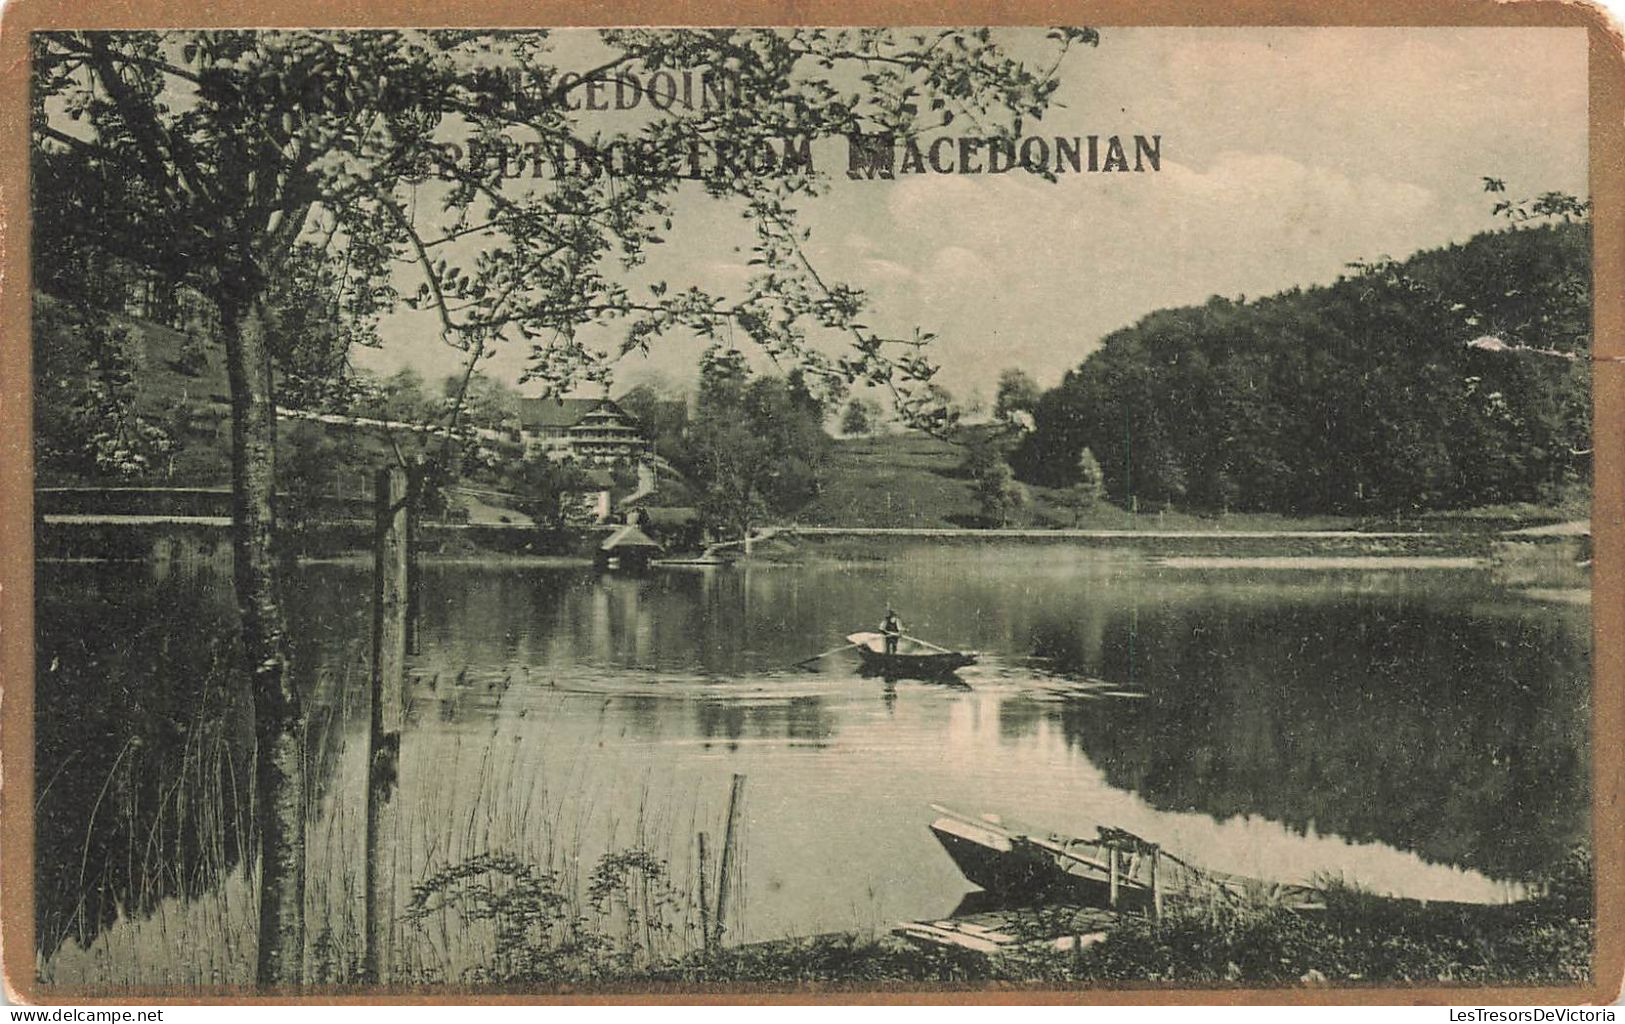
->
[3,0,1621,1005]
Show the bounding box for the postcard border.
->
[1,0,1620,1006]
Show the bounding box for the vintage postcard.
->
[2,0,1622,1006]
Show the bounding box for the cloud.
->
[818,148,1450,395]
[369,28,1588,402]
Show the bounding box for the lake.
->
[35,542,1590,966]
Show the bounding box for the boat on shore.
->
[846,632,977,679]
[928,805,1325,912]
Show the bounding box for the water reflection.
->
[34,562,254,954]
[1049,599,1588,881]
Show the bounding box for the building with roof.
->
[598,522,663,570]
[516,397,650,465]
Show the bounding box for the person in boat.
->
[879,608,904,655]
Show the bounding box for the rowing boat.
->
[927,805,1325,912]
[846,632,977,679]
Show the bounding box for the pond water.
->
[36,543,1591,954]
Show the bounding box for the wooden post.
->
[713,774,747,948]
[365,466,409,985]
[697,832,713,956]
[405,461,422,657]
[1150,847,1164,922]
[1108,844,1120,909]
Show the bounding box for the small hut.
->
[598,522,662,570]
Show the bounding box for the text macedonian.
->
[424,132,1162,181]
[414,67,1164,181]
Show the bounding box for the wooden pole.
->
[1150,847,1164,922]
[365,465,409,984]
[697,832,713,956]
[713,774,746,948]
[405,461,422,657]
[1108,844,1120,909]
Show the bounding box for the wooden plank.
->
[894,923,1007,954]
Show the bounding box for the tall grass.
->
[39,659,742,992]
[987,850,1594,986]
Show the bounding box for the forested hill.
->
[1012,221,1591,514]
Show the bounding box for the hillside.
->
[793,434,984,528]
[795,434,1349,531]
[1013,220,1591,516]
[33,294,237,485]
[33,296,470,509]
[792,432,1575,533]
[31,295,693,524]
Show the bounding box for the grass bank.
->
[645,846,1595,989]
[798,434,1584,535]
[46,822,1586,991]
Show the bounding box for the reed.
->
[39,659,741,991]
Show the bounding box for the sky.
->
[355,27,1590,407]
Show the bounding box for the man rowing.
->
[879,608,904,655]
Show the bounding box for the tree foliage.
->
[956,436,1025,526]
[679,344,832,537]
[840,397,877,436]
[507,452,594,529]
[1066,446,1104,524]
[616,381,691,463]
[993,367,1041,423]
[30,27,1091,984]
[972,457,1025,527]
[33,302,175,479]
[1014,216,1591,514]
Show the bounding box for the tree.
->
[616,381,690,463]
[33,301,174,480]
[31,27,1092,984]
[1013,203,1589,515]
[958,437,1024,527]
[973,457,1026,527]
[365,367,432,424]
[959,436,1004,482]
[509,452,592,530]
[993,367,1041,423]
[443,371,519,430]
[278,420,366,547]
[1067,446,1104,525]
[682,348,832,538]
[840,398,873,436]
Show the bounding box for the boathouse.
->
[598,522,662,569]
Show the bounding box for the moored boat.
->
[927,805,1326,912]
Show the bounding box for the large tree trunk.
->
[223,296,306,987]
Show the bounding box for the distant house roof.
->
[517,397,606,430]
[517,397,643,432]
[600,523,662,551]
[634,506,699,528]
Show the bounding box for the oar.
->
[795,641,863,668]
